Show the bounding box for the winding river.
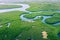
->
[0,3,60,39]
[0,3,60,26]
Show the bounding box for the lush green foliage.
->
[45,13,60,24]
[24,11,55,19]
[0,2,60,40]
[0,11,60,40]
[27,2,60,12]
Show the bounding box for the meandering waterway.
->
[0,3,60,26]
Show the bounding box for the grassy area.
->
[27,2,60,12]
[0,2,60,40]
[45,13,60,24]
[0,11,60,40]
[0,11,32,40]
[45,12,60,39]
[0,5,21,9]
[24,11,55,19]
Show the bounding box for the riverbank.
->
[0,3,60,40]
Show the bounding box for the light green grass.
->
[24,11,55,19]
[45,13,60,24]
[27,2,60,12]
[0,11,60,40]
[0,5,21,9]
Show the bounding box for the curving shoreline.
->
[0,3,60,25]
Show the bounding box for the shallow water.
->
[0,3,60,25]
[58,33,60,37]
[20,14,34,22]
[0,4,30,13]
[53,22,60,25]
[0,25,2,28]
[7,22,11,27]
[42,16,51,23]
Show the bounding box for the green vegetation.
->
[0,2,60,40]
[0,11,60,40]
[27,2,60,12]
[0,11,32,40]
[0,5,21,9]
[45,13,60,24]
[24,11,55,19]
